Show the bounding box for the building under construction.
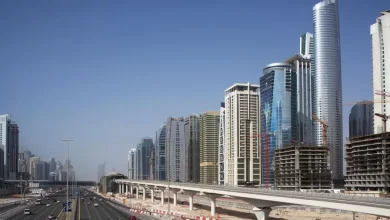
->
[345,132,390,193]
[274,144,332,191]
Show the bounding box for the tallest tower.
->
[313,0,343,180]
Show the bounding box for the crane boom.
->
[312,114,328,147]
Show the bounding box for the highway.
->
[78,190,158,220]
[12,196,65,220]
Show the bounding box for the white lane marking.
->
[83,200,92,219]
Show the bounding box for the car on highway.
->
[48,213,55,219]
[46,203,51,207]
[24,209,31,215]
[35,199,42,205]
[93,203,99,207]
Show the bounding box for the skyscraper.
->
[137,138,153,180]
[0,115,20,179]
[224,83,261,186]
[185,115,200,182]
[371,10,390,133]
[49,158,56,173]
[165,117,186,182]
[155,125,166,180]
[97,162,105,181]
[218,102,225,185]
[286,53,313,145]
[260,63,298,185]
[313,0,343,180]
[29,156,40,180]
[128,149,136,179]
[199,111,220,184]
[0,114,10,179]
[349,101,374,138]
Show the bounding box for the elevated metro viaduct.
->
[4,180,96,187]
[115,179,390,220]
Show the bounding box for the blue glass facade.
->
[260,63,297,185]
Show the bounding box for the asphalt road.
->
[78,195,132,220]
[12,196,66,220]
[77,191,158,220]
[0,203,20,214]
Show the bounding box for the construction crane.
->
[374,113,390,132]
[312,114,328,147]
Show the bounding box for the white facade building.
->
[128,149,136,179]
[218,102,225,185]
[165,117,186,182]
[223,83,261,186]
[371,10,390,134]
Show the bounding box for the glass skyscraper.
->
[349,101,373,138]
[260,63,297,185]
[313,0,343,179]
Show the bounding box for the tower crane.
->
[312,114,328,147]
[374,113,390,133]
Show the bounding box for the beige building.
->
[200,111,220,184]
[224,83,261,186]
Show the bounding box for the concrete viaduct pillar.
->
[135,186,139,199]
[150,188,154,202]
[142,187,146,200]
[253,207,271,220]
[204,193,219,216]
[184,191,197,211]
[169,188,180,206]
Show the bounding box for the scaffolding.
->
[345,133,390,193]
[274,143,332,191]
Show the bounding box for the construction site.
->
[274,144,332,191]
[345,132,390,194]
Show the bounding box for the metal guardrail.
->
[117,180,390,206]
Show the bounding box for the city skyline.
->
[0,0,387,181]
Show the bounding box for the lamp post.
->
[62,139,74,220]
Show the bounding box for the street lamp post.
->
[62,139,74,220]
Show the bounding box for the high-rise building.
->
[199,111,220,184]
[97,162,105,182]
[313,0,343,180]
[7,122,19,179]
[349,101,374,138]
[371,10,390,133]
[0,115,19,179]
[49,158,56,173]
[218,102,226,185]
[23,150,32,176]
[137,138,153,180]
[128,149,136,179]
[29,156,40,180]
[155,125,166,180]
[165,117,186,182]
[185,115,200,182]
[224,83,261,186]
[149,147,155,180]
[260,63,298,185]
[285,54,313,144]
[0,114,10,179]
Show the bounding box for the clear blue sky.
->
[0,0,387,180]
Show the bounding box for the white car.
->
[46,204,51,207]
[24,209,31,215]
[93,203,99,207]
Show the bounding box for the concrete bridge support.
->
[252,207,271,220]
[142,187,146,200]
[130,185,133,195]
[150,188,154,202]
[125,184,128,194]
[169,189,180,206]
[135,187,139,199]
[205,193,219,216]
[184,191,197,211]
